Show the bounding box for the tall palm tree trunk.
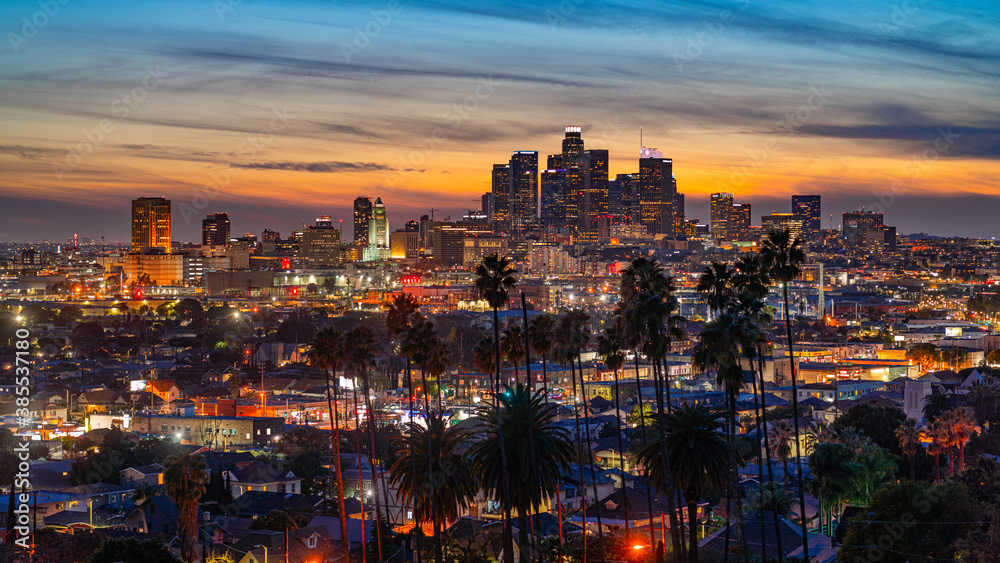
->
[556,481,564,563]
[757,347,783,562]
[635,353,657,550]
[782,284,810,561]
[407,361,423,563]
[521,294,540,563]
[651,356,683,557]
[493,306,515,563]
[613,367,629,541]
[687,489,701,563]
[353,389,368,563]
[568,356,589,563]
[749,360,767,563]
[362,374,385,563]
[325,369,350,561]
[579,352,604,541]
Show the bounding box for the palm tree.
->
[164,452,208,563]
[807,442,856,537]
[760,228,809,561]
[470,384,575,563]
[528,315,556,398]
[939,406,979,474]
[697,262,737,318]
[635,404,735,563]
[926,420,947,482]
[501,323,526,386]
[895,418,922,480]
[923,393,954,423]
[347,325,385,563]
[768,420,795,487]
[473,253,518,563]
[473,335,498,390]
[389,413,478,563]
[310,327,350,562]
[596,323,629,539]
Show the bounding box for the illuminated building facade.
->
[353,196,372,245]
[792,195,821,240]
[131,197,171,252]
[201,212,230,246]
[710,193,734,240]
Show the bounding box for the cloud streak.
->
[230,160,395,172]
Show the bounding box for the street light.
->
[253,544,268,563]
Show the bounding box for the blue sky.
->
[0,0,997,241]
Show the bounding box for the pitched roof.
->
[229,460,299,484]
[230,490,324,516]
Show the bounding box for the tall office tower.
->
[562,126,585,229]
[508,151,538,234]
[368,197,389,248]
[611,173,638,224]
[302,220,341,266]
[405,220,419,232]
[762,213,804,241]
[131,197,171,252]
[710,193,734,240]
[672,192,686,235]
[608,175,623,220]
[792,195,821,240]
[577,149,608,244]
[729,203,751,241]
[842,209,883,247]
[638,148,675,234]
[547,154,563,169]
[262,229,280,242]
[418,214,430,249]
[353,196,373,245]
[201,212,230,246]
[541,168,567,230]
[491,164,510,233]
[481,192,493,221]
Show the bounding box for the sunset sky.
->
[1,0,997,242]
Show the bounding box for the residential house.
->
[120,463,165,486]
[226,460,302,497]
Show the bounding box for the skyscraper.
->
[369,197,388,248]
[671,192,686,236]
[201,212,230,246]
[353,196,372,245]
[491,164,510,233]
[729,203,751,241]
[638,148,674,235]
[842,209,883,248]
[131,197,171,252]
[562,127,584,229]
[610,173,636,223]
[508,151,538,235]
[577,149,608,244]
[792,195,821,240]
[481,192,493,220]
[540,168,567,230]
[762,213,804,241]
[710,193,734,240]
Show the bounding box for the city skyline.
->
[1,0,998,241]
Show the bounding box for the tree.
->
[249,509,301,531]
[987,349,1000,366]
[896,418,922,480]
[501,323,526,385]
[276,425,329,494]
[89,536,180,563]
[470,384,575,563]
[635,404,734,563]
[838,481,982,563]
[311,326,351,562]
[760,227,810,561]
[807,442,857,537]
[627,402,654,428]
[941,348,969,370]
[389,413,478,563]
[938,406,979,474]
[830,403,908,455]
[923,393,955,423]
[528,314,556,397]
[472,253,517,563]
[907,343,940,373]
[164,453,208,563]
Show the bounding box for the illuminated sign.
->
[945,327,962,337]
[130,380,147,392]
[401,275,422,285]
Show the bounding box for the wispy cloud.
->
[230,160,394,172]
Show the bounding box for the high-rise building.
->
[390,230,419,259]
[762,213,803,241]
[577,149,608,244]
[508,151,538,235]
[611,173,638,224]
[546,154,563,169]
[638,148,675,235]
[842,209,883,247]
[562,127,585,229]
[491,164,510,233]
[710,193,734,240]
[353,196,372,245]
[540,168,567,230]
[261,229,280,242]
[201,212,230,246]
[729,203,751,241]
[301,220,341,266]
[481,193,493,220]
[405,220,419,232]
[672,192,686,236]
[369,197,388,248]
[131,197,171,252]
[792,195,821,240]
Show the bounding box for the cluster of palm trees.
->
[898,404,979,483]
